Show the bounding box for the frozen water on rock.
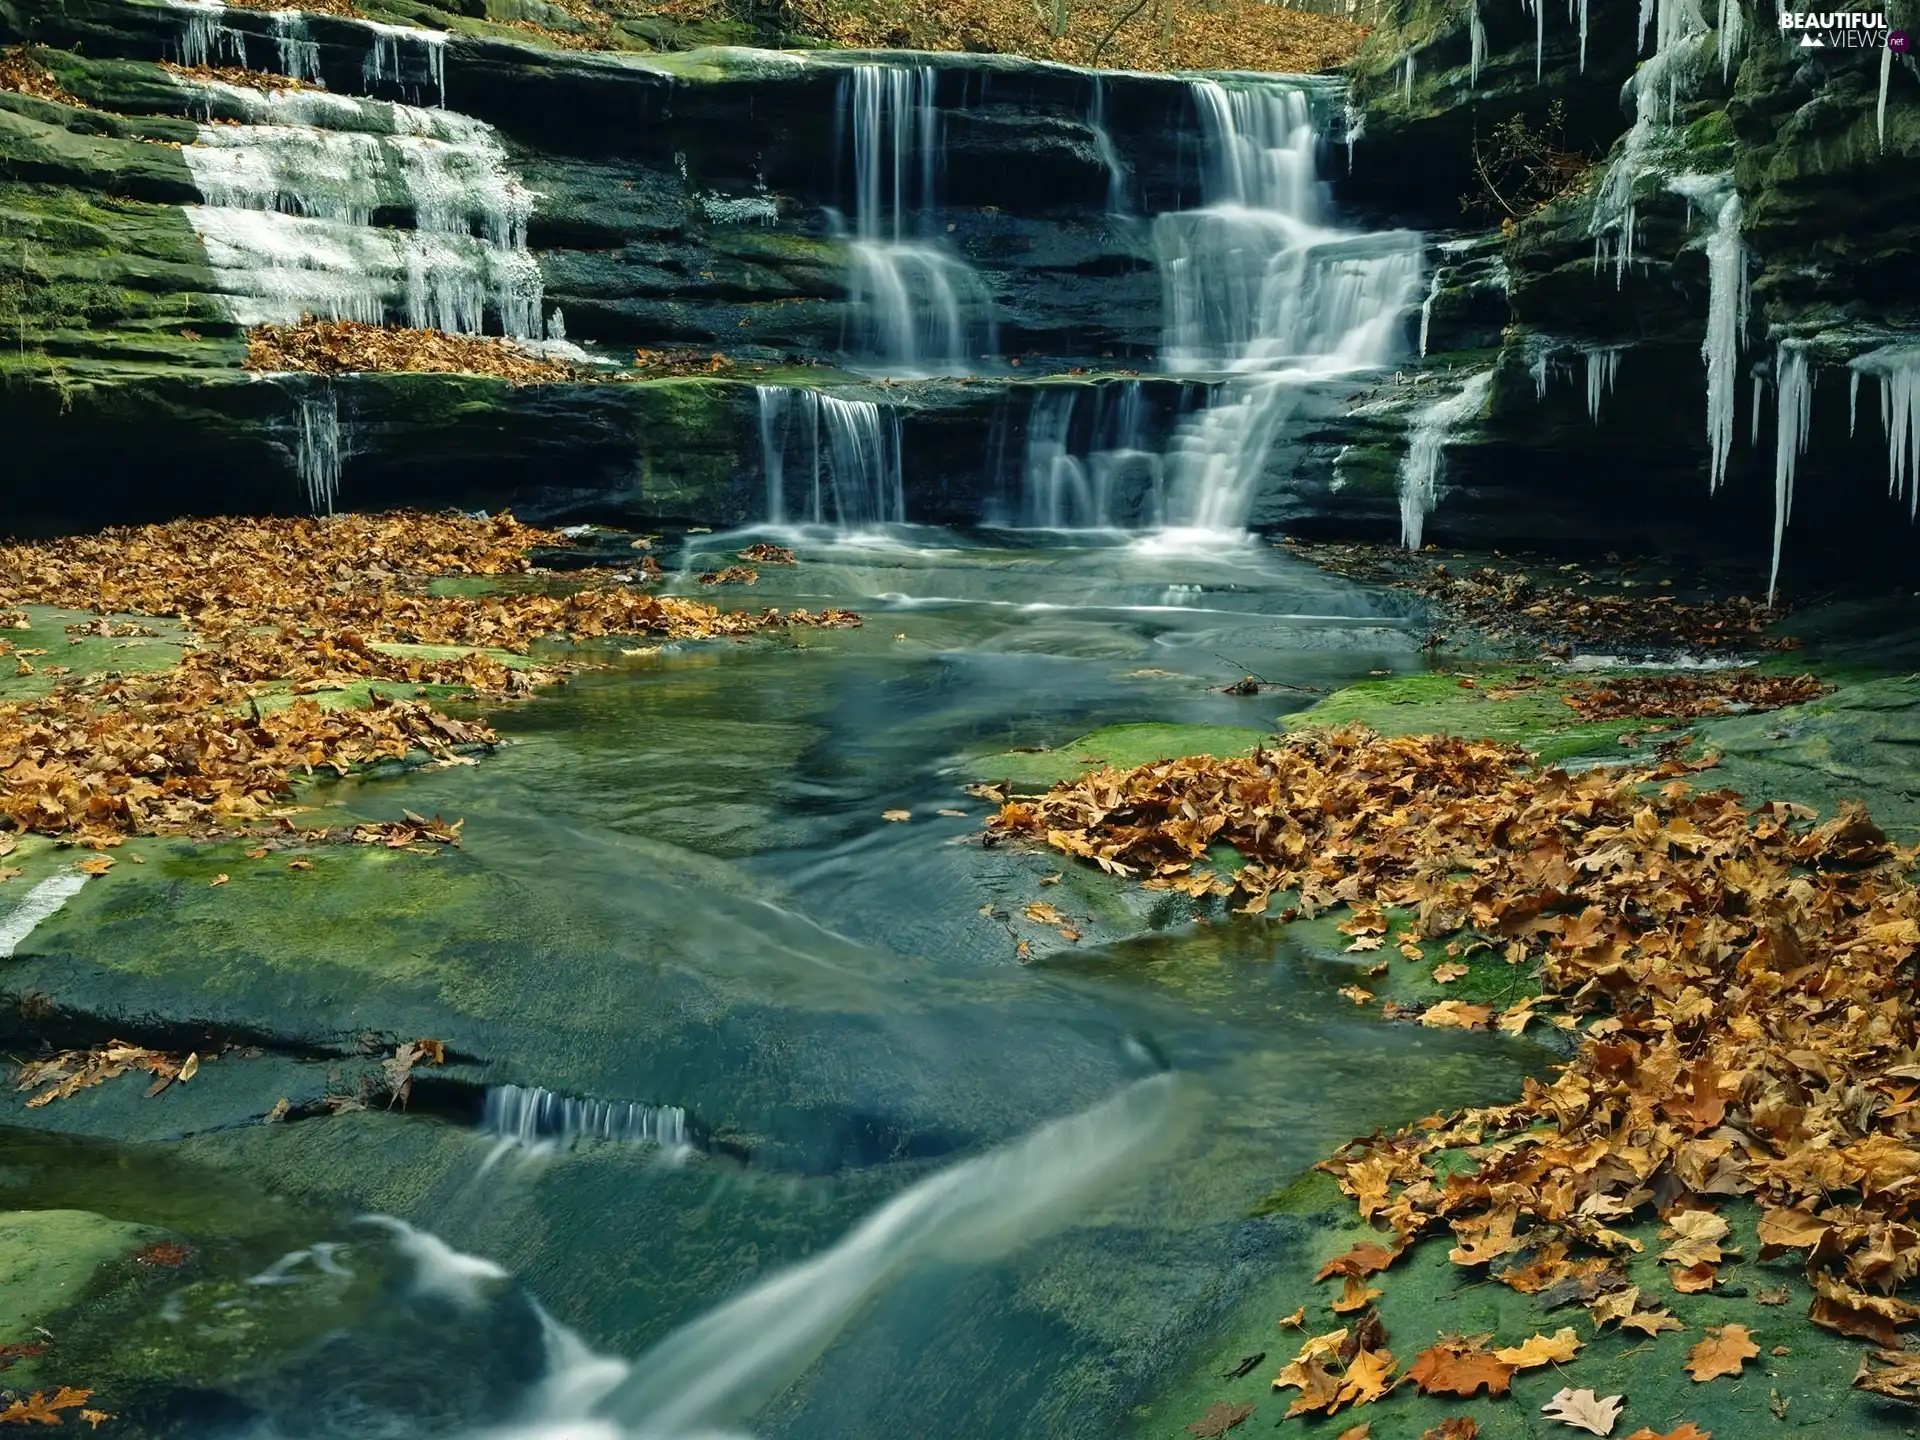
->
[1668,172,1747,492]
[294,387,341,514]
[1770,343,1813,602]
[1850,347,1920,518]
[1399,370,1494,550]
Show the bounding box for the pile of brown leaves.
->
[1560,672,1830,721]
[0,46,84,107]
[223,0,361,13]
[15,1040,190,1107]
[772,0,1362,73]
[159,60,318,93]
[990,725,1920,1423]
[697,566,758,585]
[739,543,796,565]
[247,318,589,383]
[1285,541,1791,655]
[0,512,859,842]
[632,348,733,376]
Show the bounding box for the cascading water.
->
[481,1083,690,1154]
[835,66,995,375]
[1003,381,1178,528]
[1147,79,1423,532]
[176,84,547,337]
[757,385,906,526]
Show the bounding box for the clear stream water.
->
[2,529,1553,1439]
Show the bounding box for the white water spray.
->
[836,66,995,374]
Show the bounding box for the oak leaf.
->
[1684,1325,1758,1382]
[1540,1387,1624,1435]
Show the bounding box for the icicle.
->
[1399,371,1494,549]
[1850,348,1920,518]
[1535,0,1545,82]
[1638,0,1655,49]
[1402,51,1417,101]
[1716,0,1743,79]
[1418,267,1445,359]
[1531,352,1550,401]
[1851,368,1860,436]
[295,387,341,515]
[1769,344,1812,603]
[1751,371,1763,446]
[1668,176,1749,493]
[1579,0,1590,70]
[1585,347,1619,423]
[1879,43,1892,150]
[1469,0,1488,85]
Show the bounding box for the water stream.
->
[1,531,1549,1439]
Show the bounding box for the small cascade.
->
[1008,382,1170,527]
[1668,173,1748,492]
[1088,76,1131,214]
[757,385,905,527]
[1850,347,1920,518]
[1585,345,1620,422]
[1401,51,1416,101]
[272,11,322,84]
[835,65,995,375]
[177,87,545,336]
[1770,343,1813,602]
[1417,267,1444,359]
[363,20,449,108]
[481,1083,690,1152]
[294,386,342,514]
[1148,79,1422,530]
[600,1076,1178,1436]
[1398,370,1494,550]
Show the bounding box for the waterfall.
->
[1088,76,1131,215]
[176,86,546,337]
[1417,267,1444,359]
[1585,346,1620,422]
[1399,370,1494,550]
[1469,0,1488,84]
[1850,347,1920,518]
[1769,343,1812,602]
[836,65,995,375]
[1667,174,1748,493]
[757,385,906,527]
[294,387,342,514]
[481,1084,690,1152]
[1148,79,1422,531]
[597,1076,1179,1435]
[1007,382,1172,528]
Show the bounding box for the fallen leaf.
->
[1755,1288,1789,1306]
[881,810,911,822]
[1432,962,1470,983]
[1,1388,92,1425]
[1278,1308,1305,1329]
[1419,1001,1493,1029]
[1024,901,1068,925]
[1331,1275,1383,1313]
[1338,1426,1372,1440]
[1314,1243,1398,1282]
[76,856,113,875]
[177,1053,199,1083]
[1338,985,1374,1005]
[79,1412,113,1429]
[1621,1427,1710,1440]
[209,873,229,886]
[1405,1342,1513,1398]
[1038,872,1063,884]
[1668,1263,1716,1294]
[1493,1327,1582,1370]
[1186,1400,1253,1437]
[1684,1325,1759,1382]
[1419,1422,1479,1440]
[1541,1387,1624,1435]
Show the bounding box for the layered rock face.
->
[1,0,1916,590]
[1335,0,1920,587]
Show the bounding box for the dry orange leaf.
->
[1404,1343,1513,1399]
[1685,1325,1759,1382]
[1314,1243,1398,1283]
[1278,1307,1306,1329]
[881,810,911,823]
[1419,1001,1493,1030]
[76,856,113,875]
[1492,1327,1581,1370]
[209,873,229,887]
[1431,962,1470,984]
[1419,1421,1479,1440]
[1331,1275,1383,1313]
[1621,1427,1710,1440]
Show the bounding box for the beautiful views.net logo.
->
[1776,9,1910,48]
